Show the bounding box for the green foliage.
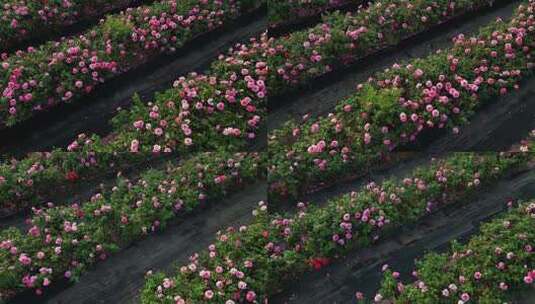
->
[102,15,134,41]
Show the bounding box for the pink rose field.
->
[1,0,535,303]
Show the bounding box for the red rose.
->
[308,257,330,270]
[65,171,79,182]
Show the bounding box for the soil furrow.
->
[268,0,365,37]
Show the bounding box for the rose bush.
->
[107,37,268,153]
[375,201,535,303]
[0,0,502,129]
[141,151,530,303]
[0,0,154,52]
[0,0,262,127]
[0,151,265,300]
[268,0,535,200]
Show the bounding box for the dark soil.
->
[0,8,267,157]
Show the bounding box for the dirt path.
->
[0,9,267,157]
[272,165,535,303]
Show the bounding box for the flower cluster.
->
[268,0,535,200]
[109,34,268,152]
[141,151,529,303]
[0,152,265,300]
[375,200,535,303]
[0,0,261,127]
[103,32,268,153]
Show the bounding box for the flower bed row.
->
[0,0,504,129]
[141,151,531,303]
[0,0,262,127]
[0,152,265,300]
[267,0,535,200]
[0,0,153,52]
[374,200,535,303]
[267,0,505,96]
[127,0,508,155]
[209,0,504,127]
[0,31,269,216]
[0,0,501,213]
[267,0,357,28]
[0,0,267,215]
